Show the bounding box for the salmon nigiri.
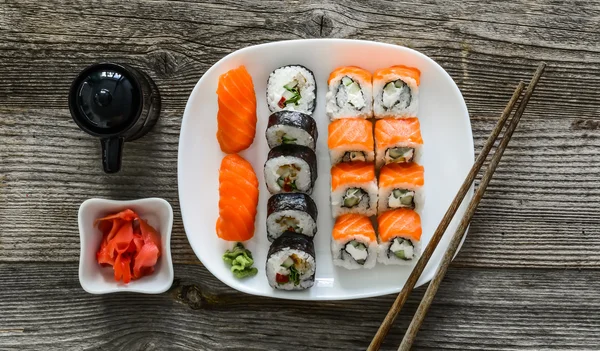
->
[377,208,422,264]
[216,66,257,154]
[326,66,373,119]
[216,154,259,241]
[375,117,423,168]
[328,118,374,164]
[373,65,421,119]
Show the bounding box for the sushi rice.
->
[267,65,316,114]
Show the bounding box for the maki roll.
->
[331,214,378,269]
[267,65,317,114]
[373,65,420,119]
[328,118,374,165]
[330,161,378,217]
[375,118,423,168]
[377,208,422,265]
[266,231,316,290]
[378,163,424,213]
[326,66,373,119]
[266,111,318,150]
[266,193,318,242]
[264,144,317,195]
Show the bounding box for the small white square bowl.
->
[78,198,174,294]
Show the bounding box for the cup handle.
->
[101,137,124,173]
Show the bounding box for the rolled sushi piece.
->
[266,111,318,150]
[378,163,424,213]
[266,231,316,290]
[267,65,317,114]
[331,214,378,269]
[264,144,317,195]
[266,193,318,242]
[375,118,423,168]
[326,66,373,119]
[377,208,422,265]
[328,118,374,165]
[373,65,420,119]
[330,161,377,217]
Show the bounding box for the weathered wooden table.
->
[1,1,599,350]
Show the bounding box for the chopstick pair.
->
[368,62,547,351]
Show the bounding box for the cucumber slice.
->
[347,82,361,94]
[342,76,353,86]
[394,250,407,260]
[282,135,297,144]
[383,82,397,94]
[281,257,294,268]
[393,189,408,198]
[394,80,406,89]
[400,194,414,206]
[284,80,298,90]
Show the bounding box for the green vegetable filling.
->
[343,188,366,208]
[279,255,303,286]
[342,151,366,162]
[275,216,301,232]
[223,243,258,279]
[390,238,414,261]
[390,189,415,208]
[276,164,300,192]
[386,147,414,163]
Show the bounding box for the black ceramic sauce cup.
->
[69,63,161,173]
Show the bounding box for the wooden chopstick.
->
[398,62,546,351]
[367,82,525,351]
[368,62,545,351]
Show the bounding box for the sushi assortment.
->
[325,65,425,269]
[263,65,320,291]
[213,62,428,290]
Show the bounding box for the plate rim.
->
[178,38,474,300]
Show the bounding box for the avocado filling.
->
[276,254,308,286]
[276,164,300,192]
[275,216,301,232]
[342,151,367,162]
[385,147,414,163]
[336,76,365,110]
[343,240,368,265]
[382,79,411,110]
[388,189,415,209]
[389,238,415,260]
[342,188,366,208]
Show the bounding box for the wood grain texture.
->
[1,263,600,351]
[1,0,600,349]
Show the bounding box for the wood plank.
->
[0,263,599,350]
[0,0,599,120]
[1,109,598,266]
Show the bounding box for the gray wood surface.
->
[1,0,599,350]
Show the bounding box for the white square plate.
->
[178,39,473,300]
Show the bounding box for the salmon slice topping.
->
[328,66,372,85]
[375,118,423,149]
[332,214,377,242]
[379,163,424,189]
[377,208,422,242]
[328,119,374,150]
[331,161,376,191]
[216,66,257,154]
[374,65,421,86]
[216,154,259,242]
